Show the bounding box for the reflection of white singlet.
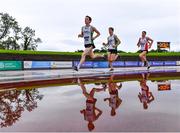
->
[85,101,95,121]
[110,94,116,109]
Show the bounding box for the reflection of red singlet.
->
[141,86,149,102]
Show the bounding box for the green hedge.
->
[0,49,180,56]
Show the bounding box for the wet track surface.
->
[0,67,180,132]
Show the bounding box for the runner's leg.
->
[76,47,92,70]
[89,48,104,59]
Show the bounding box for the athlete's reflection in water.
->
[138,72,154,110]
[78,78,104,131]
[0,89,43,128]
[104,75,122,116]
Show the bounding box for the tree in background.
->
[0,12,42,50]
[21,27,42,50]
[0,13,21,50]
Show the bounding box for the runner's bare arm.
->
[93,87,105,92]
[95,108,102,119]
[102,38,108,46]
[137,38,140,47]
[92,26,100,40]
[138,93,142,102]
[78,27,83,38]
[115,35,121,46]
[148,92,155,103]
[116,98,122,108]
[147,37,153,48]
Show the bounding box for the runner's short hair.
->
[86,15,92,22]
[109,27,114,32]
[142,31,146,35]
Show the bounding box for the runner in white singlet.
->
[73,16,105,71]
[103,27,121,71]
[137,31,153,69]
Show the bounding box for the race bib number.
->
[84,36,90,41]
